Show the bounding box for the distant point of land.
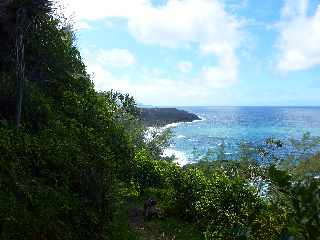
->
[139,107,201,126]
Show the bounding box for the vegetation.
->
[0,1,319,239]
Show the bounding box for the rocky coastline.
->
[139,107,201,126]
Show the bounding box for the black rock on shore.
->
[139,108,201,126]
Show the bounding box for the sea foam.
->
[162,148,189,166]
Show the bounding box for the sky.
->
[58,0,320,106]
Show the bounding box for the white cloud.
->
[276,0,320,71]
[87,63,133,93]
[73,21,91,30]
[59,0,149,20]
[127,0,242,48]
[202,62,237,88]
[86,61,227,105]
[126,0,243,88]
[200,43,239,87]
[59,0,244,89]
[59,0,247,105]
[281,0,309,18]
[177,61,192,73]
[97,49,136,68]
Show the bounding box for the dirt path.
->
[126,202,201,240]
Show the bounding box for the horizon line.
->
[140,105,320,108]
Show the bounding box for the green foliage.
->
[132,132,320,239]
[294,153,320,178]
[0,1,319,239]
[286,178,320,239]
[133,149,179,192]
[144,127,174,160]
[268,165,291,189]
[0,2,139,239]
[137,218,203,240]
[0,115,135,239]
[280,133,320,179]
[132,151,284,239]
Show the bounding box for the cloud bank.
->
[276,0,320,71]
[97,49,136,68]
[59,0,244,96]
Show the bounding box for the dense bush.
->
[0,1,138,239]
[132,151,286,239]
[0,103,137,240]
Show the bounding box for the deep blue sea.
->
[163,107,320,165]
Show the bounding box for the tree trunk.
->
[15,9,26,127]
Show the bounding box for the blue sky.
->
[60,0,320,106]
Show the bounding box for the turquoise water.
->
[165,107,320,164]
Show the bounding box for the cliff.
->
[140,108,201,126]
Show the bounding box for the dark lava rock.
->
[140,108,201,127]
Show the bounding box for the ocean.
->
[163,107,320,165]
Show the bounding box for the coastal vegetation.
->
[0,1,319,239]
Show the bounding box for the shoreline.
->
[161,117,205,166]
[145,116,205,166]
[162,117,204,129]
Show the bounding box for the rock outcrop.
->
[140,108,200,126]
